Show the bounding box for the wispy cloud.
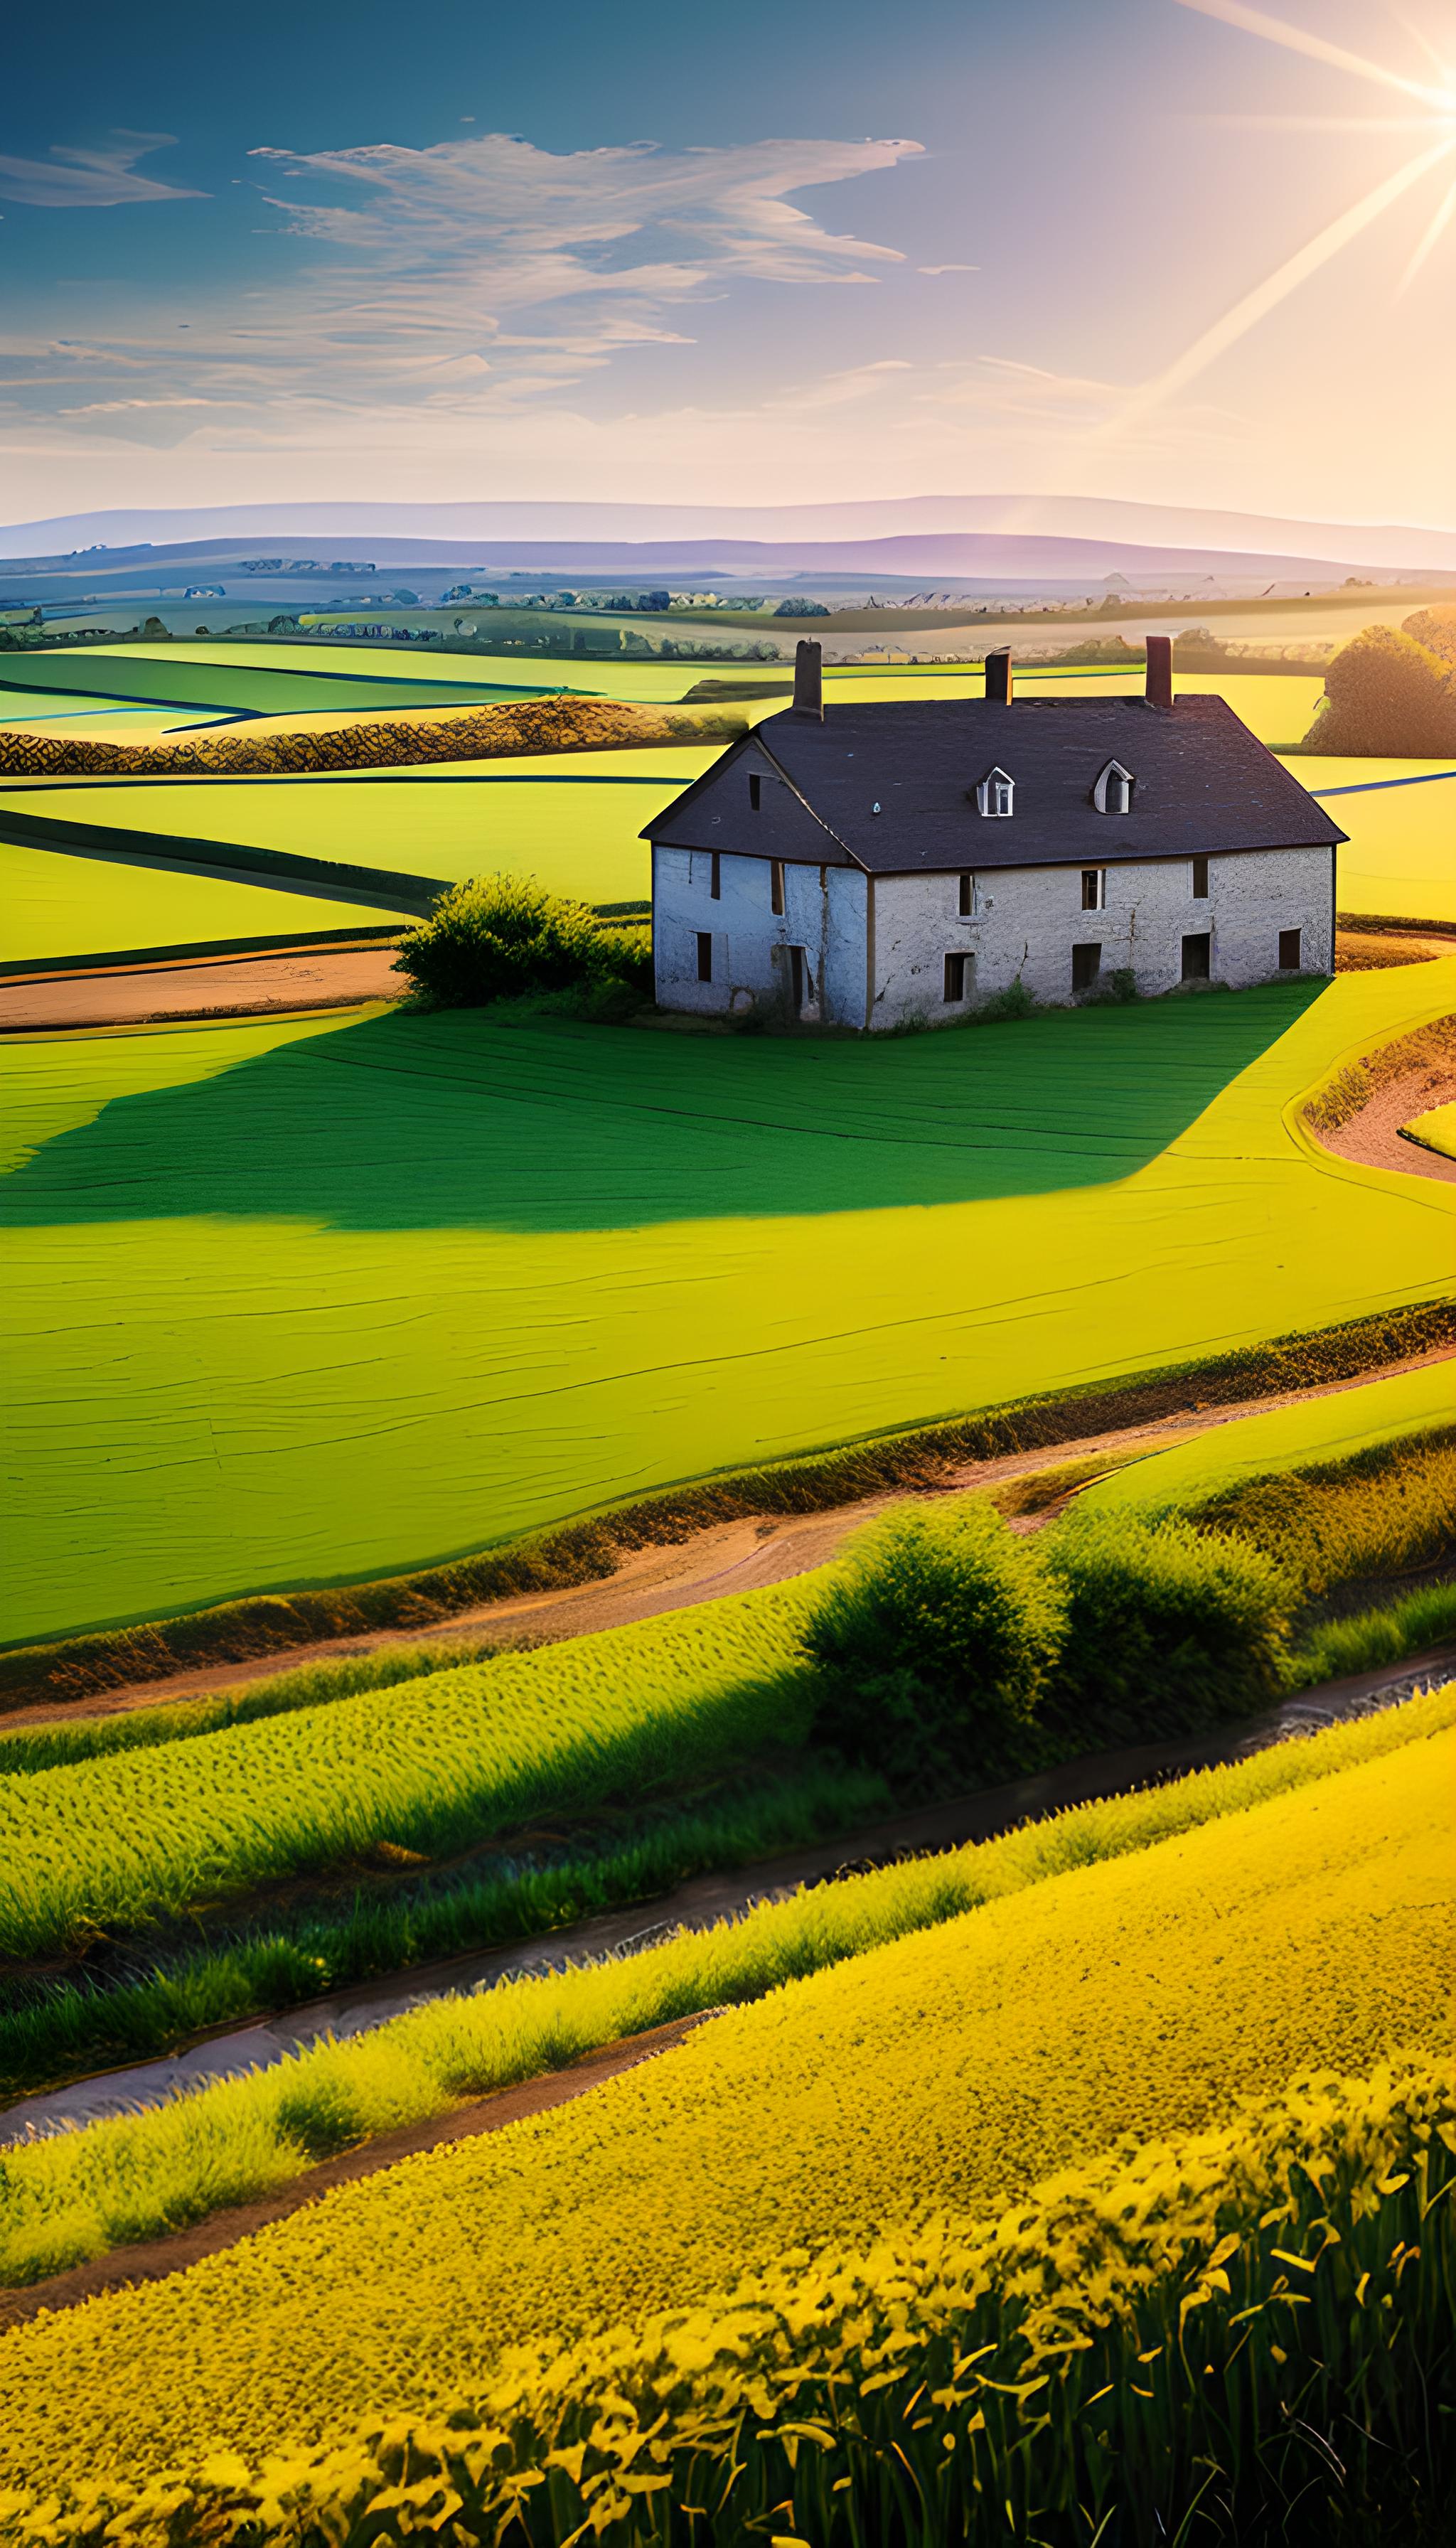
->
[0,129,924,439]
[0,132,203,209]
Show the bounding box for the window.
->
[1278,927,1302,972]
[958,871,976,917]
[1071,942,1101,993]
[788,945,813,1012]
[943,951,971,1003]
[976,767,1014,818]
[1182,932,1211,982]
[748,772,761,813]
[1192,855,1209,899]
[1093,761,1135,815]
[710,850,721,901]
[696,931,713,984]
[771,859,786,916]
[1081,868,1106,911]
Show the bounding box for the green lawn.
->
[0,747,715,904]
[1,963,1452,1647]
[0,839,413,966]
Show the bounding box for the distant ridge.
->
[4,493,1455,577]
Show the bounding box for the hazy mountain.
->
[3,493,1453,577]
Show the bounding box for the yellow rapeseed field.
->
[1,1725,1447,2490]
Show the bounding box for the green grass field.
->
[0,648,581,728]
[0,839,413,966]
[1075,1360,1456,1519]
[4,652,1440,928]
[0,747,714,906]
[1303,759,1456,925]
[1,962,1451,1647]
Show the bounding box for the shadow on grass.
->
[0,983,1323,1236]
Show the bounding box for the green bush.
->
[801,1502,1067,1786]
[394,874,653,1009]
[1043,1510,1293,1733]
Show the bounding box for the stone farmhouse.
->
[643,638,1347,1031]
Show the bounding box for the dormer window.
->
[976,767,1014,818]
[1093,760,1135,815]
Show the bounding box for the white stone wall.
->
[652,845,869,1025]
[869,846,1334,1027]
[654,843,1334,1031]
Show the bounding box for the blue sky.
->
[3,0,1453,527]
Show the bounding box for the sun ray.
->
[1174,0,1456,114]
[1104,132,1456,442]
[1398,171,1456,287]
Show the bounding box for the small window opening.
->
[1081,868,1105,912]
[1182,932,1211,983]
[1071,943,1102,994]
[748,772,761,813]
[710,850,720,901]
[976,768,1013,818]
[1192,855,1209,899]
[788,945,811,1012]
[958,871,975,917]
[771,859,786,916]
[943,951,970,1003]
[1278,927,1302,973]
[696,931,713,984]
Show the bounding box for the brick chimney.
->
[1145,633,1174,710]
[984,647,1012,704]
[793,638,823,719]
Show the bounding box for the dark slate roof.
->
[642,696,1347,874]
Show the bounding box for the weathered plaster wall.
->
[655,844,1334,1031]
[653,847,868,1026]
[869,847,1334,1027]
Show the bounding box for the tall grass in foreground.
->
[0,1765,887,2102]
[68,2057,1439,2548]
[1,1684,1447,2293]
[0,1637,502,1778]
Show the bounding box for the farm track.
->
[1311,1063,1456,1187]
[0,948,405,1033]
[12,1342,1456,1734]
[1,1644,1450,2324]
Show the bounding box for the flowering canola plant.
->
[1,1682,1449,2291]
[0,1724,1447,2498]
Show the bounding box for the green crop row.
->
[2,1684,1445,2293]
[0,1762,888,2102]
[4,1413,1452,1975]
[0,1585,816,1961]
[0,1637,502,1779]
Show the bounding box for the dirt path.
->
[0,941,407,1033]
[1311,1064,1456,1187]
[3,1642,1450,2327]
[12,1343,1454,1735]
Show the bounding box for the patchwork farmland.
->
[1,625,1452,2548]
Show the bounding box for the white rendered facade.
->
[652,842,1335,1032]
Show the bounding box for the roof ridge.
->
[753,726,862,868]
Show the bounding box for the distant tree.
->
[773,598,830,617]
[1401,604,1456,668]
[1300,621,1456,756]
